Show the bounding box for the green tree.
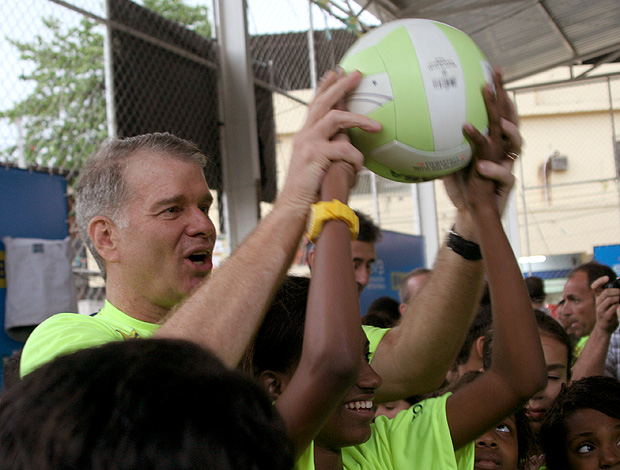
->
[1,0,211,168]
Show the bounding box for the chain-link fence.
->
[1,0,619,311]
[512,74,620,303]
[0,0,222,311]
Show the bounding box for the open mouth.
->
[344,400,374,411]
[187,250,211,266]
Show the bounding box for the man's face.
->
[113,153,216,310]
[352,240,376,295]
[559,271,596,339]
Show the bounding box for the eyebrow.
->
[568,431,594,442]
[151,192,213,211]
[568,423,620,440]
[547,363,567,371]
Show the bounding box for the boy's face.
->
[352,240,376,295]
[526,333,569,434]
[474,415,519,470]
[565,408,620,470]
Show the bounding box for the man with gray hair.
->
[20,68,522,407]
[20,70,382,375]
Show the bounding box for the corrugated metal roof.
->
[355,0,620,83]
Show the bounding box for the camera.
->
[603,278,620,289]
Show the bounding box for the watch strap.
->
[447,227,482,261]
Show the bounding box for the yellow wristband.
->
[306,200,359,244]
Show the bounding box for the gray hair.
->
[75,133,207,276]
[398,267,432,304]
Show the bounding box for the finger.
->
[483,84,502,144]
[322,140,365,171]
[315,109,382,140]
[476,160,515,187]
[463,123,487,155]
[305,71,363,127]
[592,275,611,293]
[316,70,338,94]
[501,119,523,154]
[494,67,519,126]
[598,293,619,311]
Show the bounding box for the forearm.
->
[303,164,362,382]
[572,327,613,380]
[277,162,362,458]
[446,204,546,449]
[372,210,484,401]
[156,196,308,368]
[477,205,546,396]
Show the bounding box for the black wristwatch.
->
[447,227,482,261]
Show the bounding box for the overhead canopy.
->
[353,0,620,83]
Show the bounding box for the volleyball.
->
[339,18,493,183]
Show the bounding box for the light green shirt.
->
[574,335,589,359]
[362,324,389,362]
[20,300,160,377]
[295,393,474,470]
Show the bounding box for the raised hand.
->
[281,70,381,211]
[443,69,520,229]
[592,276,620,335]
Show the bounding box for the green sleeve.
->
[20,313,125,377]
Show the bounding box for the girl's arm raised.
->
[446,87,547,450]
[276,160,364,458]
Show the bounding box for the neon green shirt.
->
[295,393,474,470]
[362,324,389,362]
[20,300,160,377]
[574,335,589,359]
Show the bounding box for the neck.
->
[314,444,343,470]
[105,279,173,324]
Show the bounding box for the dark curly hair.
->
[0,338,293,470]
[539,376,620,470]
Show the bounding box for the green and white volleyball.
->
[340,19,493,183]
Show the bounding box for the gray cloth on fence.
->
[3,236,77,342]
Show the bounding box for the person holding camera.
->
[558,262,616,351]
[569,262,620,381]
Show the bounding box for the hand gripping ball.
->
[340,18,493,183]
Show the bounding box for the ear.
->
[89,216,121,264]
[399,303,406,316]
[258,370,290,402]
[474,335,486,360]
